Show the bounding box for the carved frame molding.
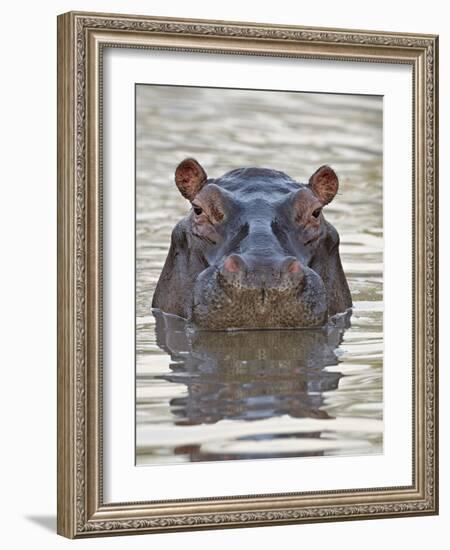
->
[57,11,438,538]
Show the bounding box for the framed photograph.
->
[57,11,439,538]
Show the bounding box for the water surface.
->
[136,85,383,465]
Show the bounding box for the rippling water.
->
[136,85,383,465]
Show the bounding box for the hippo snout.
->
[192,258,328,330]
[218,254,305,292]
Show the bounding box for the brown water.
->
[135,85,383,465]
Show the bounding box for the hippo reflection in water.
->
[152,159,352,330]
[153,310,349,429]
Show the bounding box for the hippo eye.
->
[192,204,203,216]
[312,208,322,219]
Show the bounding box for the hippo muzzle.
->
[192,254,328,330]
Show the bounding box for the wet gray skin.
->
[152,159,352,330]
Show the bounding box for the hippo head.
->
[152,159,352,330]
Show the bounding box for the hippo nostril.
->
[280,257,303,276]
[222,254,246,274]
[287,260,302,274]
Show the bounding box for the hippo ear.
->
[175,158,208,200]
[308,165,339,205]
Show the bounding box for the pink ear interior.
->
[175,158,207,200]
[309,165,339,205]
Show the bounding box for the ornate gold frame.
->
[57,11,439,538]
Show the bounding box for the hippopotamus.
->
[152,159,352,330]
